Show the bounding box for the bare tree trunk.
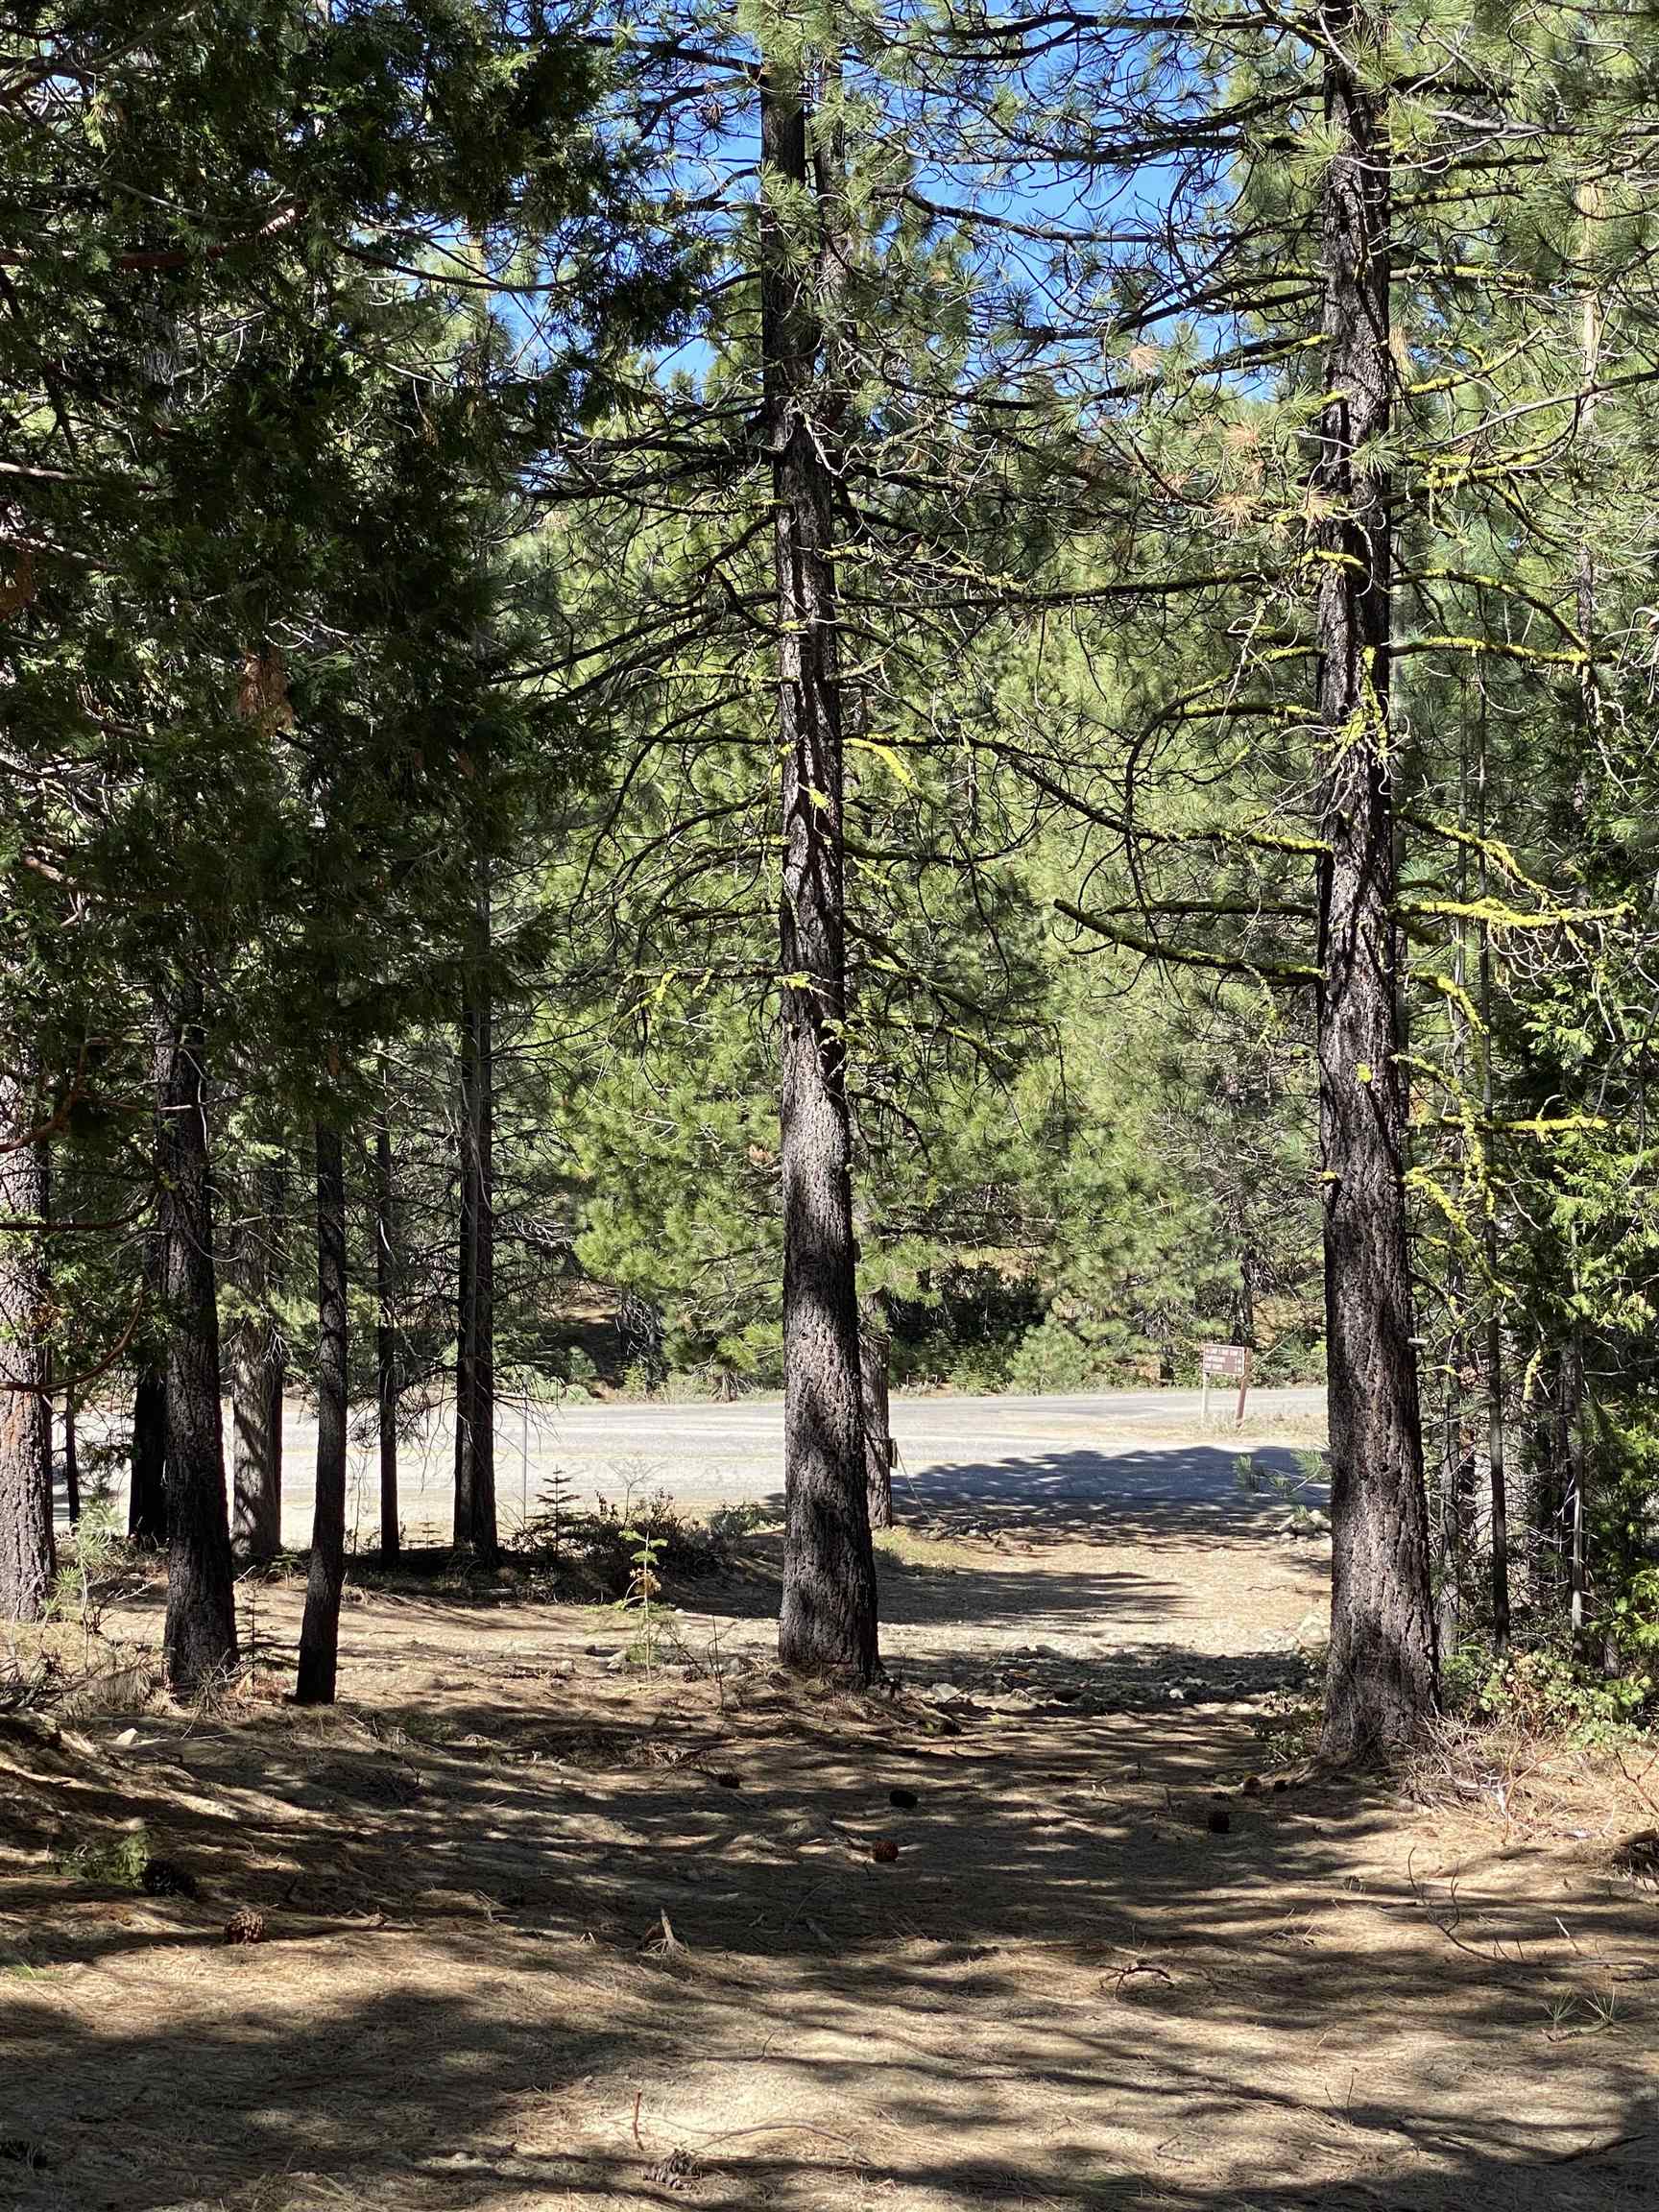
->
[130,1377,167,1541]
[861,1301,895,1533]
[452,892,497,1565]
[1312,4,1435,1762]
[1568,1322,1587,1647]
[1479,746,1509,1651]
[1436,1321,1476,1662]
[1436,762,1473,1662]
[230,1156,285,1565]
[155,1003,237,1696]
[761,48,877,1684]
[452,1000,477,1547]
[297,1122,348,1703]
[375,1096,399,1562]
[469,918,496,1563]
[62,1391,79,1527]
[0,1067,54,1623]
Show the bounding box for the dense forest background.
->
[6,0,1659,1756]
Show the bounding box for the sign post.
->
[1200,1343,1252,1427]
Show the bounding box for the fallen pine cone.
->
[871,1837,900,1863]
[223,1909,267,1946]
[888,1787,918,1812]
[647,2147,697,2190]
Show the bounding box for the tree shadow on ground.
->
[891,1444,1324,1547]
[6,1634,1657,2211]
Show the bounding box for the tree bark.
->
[469,922,496,1562]
[861,1301,895,1532]
[154,1004,237,1696]
[1478,725,1509,1650]
[62,1391,79,1527]
[762,49,878,1683]
[1435,1322,1476,1662]
[296,1122,348,1702]
[0,1068,54,1623]
[452,897,497,1564]
[130,1377,167,1542]
[1311,5,1436,1762]
[452,999,477,1546]
[375,1097,399,1561]
[230,1156,285,1565]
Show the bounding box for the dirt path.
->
[4,1469,1658,2211]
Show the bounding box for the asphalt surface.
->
[73,1384,1327,1550]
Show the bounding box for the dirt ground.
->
[4,1478,1659,2211]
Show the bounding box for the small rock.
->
[888,1787,918,1811]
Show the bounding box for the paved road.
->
[75,1385,1326,1549]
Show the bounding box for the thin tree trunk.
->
[130,1223,168,1546]
[1568,1318,1587,1645]
[761,48,878,1683]
[231,1156,285,1565]
[469,912,497,1563]
[452,907,497,1564]
[1436,1310,1466,1663]
[375,1096,399,1562]
[62,1391,79,1527]
[1436,755,1473,1662]
[452,1001,477,1546]
[296,1122,348,1703]
[0,1067,54,1623]
[155,1003,237,1696]
[1312,5,1435,1761]
[861,1301,895,1533]
[1479,720,1509,1650]
[40,1137,56,1532]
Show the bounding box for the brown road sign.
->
[1200,1343,1252,1424]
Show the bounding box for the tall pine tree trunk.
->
[375,1096,399,1561]
[230,1156,285,1565]
[296,1122,348,1702]
[1311,4,1435,1762]
[762,49,878,1683]
[154,1003,237,1696]
[0,1068,54,1623]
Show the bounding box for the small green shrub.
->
[1446,1642,1656,1745]
[53,1825,151,1888]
